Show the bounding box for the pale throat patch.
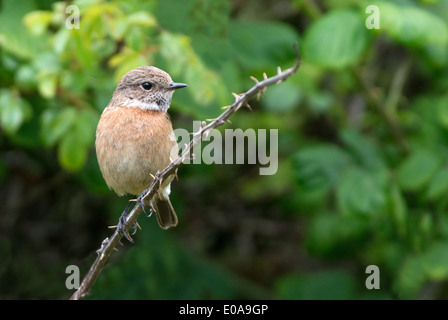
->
[120,98,169,111]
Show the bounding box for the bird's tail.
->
[152,197,178,229]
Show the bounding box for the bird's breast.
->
[96,106,178,196]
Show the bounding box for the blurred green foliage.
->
[1,0,448,300]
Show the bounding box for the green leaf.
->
[397,242,448,298]
[56,107,99,172]
[293,144,352,193]
[23,10,53,35]
[388,184,408,237]
[59,69,89,95]
[109,48,151,82]
[73,29,95,68]
[307,91,334,113]
[125,26,144,51]
[306,213,369,257]
[337,167,388,216]
[423,43,448,67]
[377,2,448,47]
[50,108,97,172]
[396,255,425,299]
[58,128,88,172]
[229,21,299,70]
[426,168,448,201]
[419,212,433,237]
[40,108,77,146]
[15,64,37,89]
[37,73,58,99]
[0,89,32,135]
[397,149,443,192]
[262,78,302,112]
[159,32,229,118]
[303,9,369,69]
[126,11,157,27]
[78,154,110,194]
[340,129,385,169]
[0,0,50,59]
[32,52,61,98]
[76,108,99,146]
[155,0,230,44]
[421,242,448,281]
[53,28,70,54]
[436,94,448,129]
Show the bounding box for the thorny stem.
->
[69,44,301,300]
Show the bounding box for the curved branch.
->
[70,44,301,300]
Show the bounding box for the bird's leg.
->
[116,200,136,242]
[116,190,156,242]
[137,188,155,218]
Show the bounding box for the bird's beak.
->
[167,82,188,90]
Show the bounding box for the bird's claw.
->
[117,215,136,243]
[116,202,136,242]
[115,190,155,242]
[137,188,153,217]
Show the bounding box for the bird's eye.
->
[141,82,153,90]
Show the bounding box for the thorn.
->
[263,72,268,80]
[118,240,124,246]
[226,119,232,124]
[174,169,179,181]
[149,173,155,180]
[250,75,259,83]
[108,225,117,229]
[202,128,211,140]
[136,222,142,230]
[232,92,241,100]
[113,247,119,252]
[150,201,157,213]
[206,118,217,121]
[276,67,284,84]
[245,103,252,111]
[256,88,266,101]
[292,42,301,66]
[221,105,231,109]
[192,131,202,138]
[97,238,110,254]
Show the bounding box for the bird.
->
[95,66,187,240]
